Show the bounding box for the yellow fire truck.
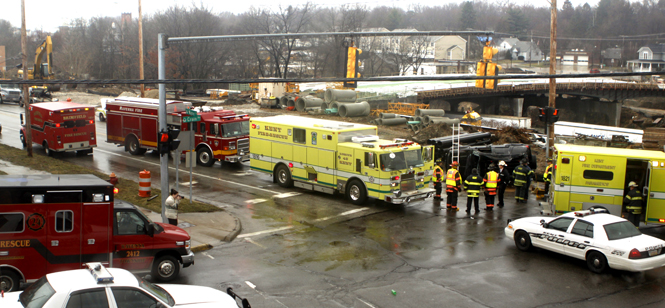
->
[250,116,435,205]
[543,144,665,225]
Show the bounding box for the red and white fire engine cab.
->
[105,97,250,166]
[0,174,194,292]
[20,101,96,156]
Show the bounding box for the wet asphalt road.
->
[2,103,665,307]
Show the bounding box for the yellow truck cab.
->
[250,115,435,205]
[542,144,665,225]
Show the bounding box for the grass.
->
[0,143,220,213]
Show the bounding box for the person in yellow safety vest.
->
[543,158,553,199]
[624,181,643,227]
[513,158,533,203]
[446,161,462,211]
[433,160,445,201]
[483,164,500,210]
[464,168,483,214]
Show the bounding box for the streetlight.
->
[512,48,518,68]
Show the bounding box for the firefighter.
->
[513,158,533,203]
[497,161,511,208]
[624,181,643,227]
[464,168,483,214]
[446,161,462,211]
[433,160,445,201]
[483,164,500,210]
[543,158,553,198]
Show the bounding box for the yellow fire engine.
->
[250,116,435,204]
[543,144,665,225]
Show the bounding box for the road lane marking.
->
[239,207,371,238]
[245,198,267,205]
[202,252,214,259]
[93,148,281,194]
[358,298,377,308]
[245,238,266,249]
[274,192,301,198]
[245,281,256,289]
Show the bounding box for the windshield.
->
[222,121,249,138]
[138,276,175,306]
[603,221,642,240]
[380,149,423,171]
[1,84,19,90]
[19,276,55,308]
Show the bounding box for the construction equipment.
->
[461,108,482,126]
[17,36,59,94]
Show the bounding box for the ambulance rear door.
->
[645,160,665,224]
[45,190,82,273]
[553,153,574,214]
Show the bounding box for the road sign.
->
[185,109,198,116]
[182,115,201,123]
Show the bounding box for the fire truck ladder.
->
[451,122,461,164]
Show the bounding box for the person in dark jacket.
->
[433,160,445,201]
[464,168,483,214]
[513,158,533,203]
[624,181,643,227]
[496,161,511,208]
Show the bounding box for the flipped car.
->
[505,208,665,273]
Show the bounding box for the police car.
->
[505,208,665,273]
[0,263,250,308]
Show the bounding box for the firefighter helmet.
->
[451,161,459,167]
[628,181,638,187]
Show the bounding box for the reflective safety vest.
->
[433,166,444,183]
[544,164,553,183]
[464,175,483,197]
[624,189,643,214]
[484,171,499,189]
[446,169,461,190]
[513,165,528,186]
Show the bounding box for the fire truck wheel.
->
[43,142,53,157]
[0,270,20,292]
[275,165,293,188]
[20,131,26,147]
[586,251,608,274]
[127,136,146,155]
[197,147,215,167]
[346,180,367,205]
[152,255,180,282]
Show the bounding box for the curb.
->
[189,216,243,253]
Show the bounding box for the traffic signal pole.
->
[548,0,558,160]
[158,33,169,224]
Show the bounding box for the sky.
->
[3,0,601,33]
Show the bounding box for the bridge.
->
[413,79,665,127]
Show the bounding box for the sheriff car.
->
[0,263,250,308]
[505,209,665,273]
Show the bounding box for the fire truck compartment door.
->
[646,162,665,224]
[45,191,83,273]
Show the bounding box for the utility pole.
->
[138,0,145,98]
[547,0,557,160]
[21,0,32,157]
[158,33,168,224]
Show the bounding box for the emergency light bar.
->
[86,262,114,283]
[379,141,414,149]
[573,208,609,217]
[218,114,249,120]
[352,135,379,143]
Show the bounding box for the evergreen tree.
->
[459,1,477,30]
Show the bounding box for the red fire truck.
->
[105,97,250,166]
[0,174,194,292]
[20,101,97,156]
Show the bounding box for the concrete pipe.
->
[279,96,289,107]
[286,98,296,108]
[296,96,324,112]
[430,117,461,125]
[424,115,447,124]
[415,109,445,117]
[324,89,357,103]
[413,116,423,124]
[339,101,370,117]
[380,113,396,119]
[375,118,383,125]
[320,102,329,110]
[412,123,421,134]
[329,101,354,111]
[380,118,408,126]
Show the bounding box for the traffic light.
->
[344,44,362,88]
[476,40,500,89]
[548,107,559,123]
[538,108,546,122]
[158,129,170,155]
[167,128,181,152]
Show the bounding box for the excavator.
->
[17,35,58,98]
[461,108,483,126]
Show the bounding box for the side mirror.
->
[146,223,155,237]
[20,113,24,125]
[367,152,375,168]
[424,147,433,162]
[540,219,548,228]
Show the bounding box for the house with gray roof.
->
[627,44,665,72]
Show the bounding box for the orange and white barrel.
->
[138,170,151,197]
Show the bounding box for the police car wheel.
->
[346,180,367,205]
[586,251,608,274]
[514,230,533,251]
[275,165,293,188]
[0,270,20,292]
[152,255,180,282]
[98,113,105,122]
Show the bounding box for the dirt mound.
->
[411,123,452,144]
[491,126,531,144]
